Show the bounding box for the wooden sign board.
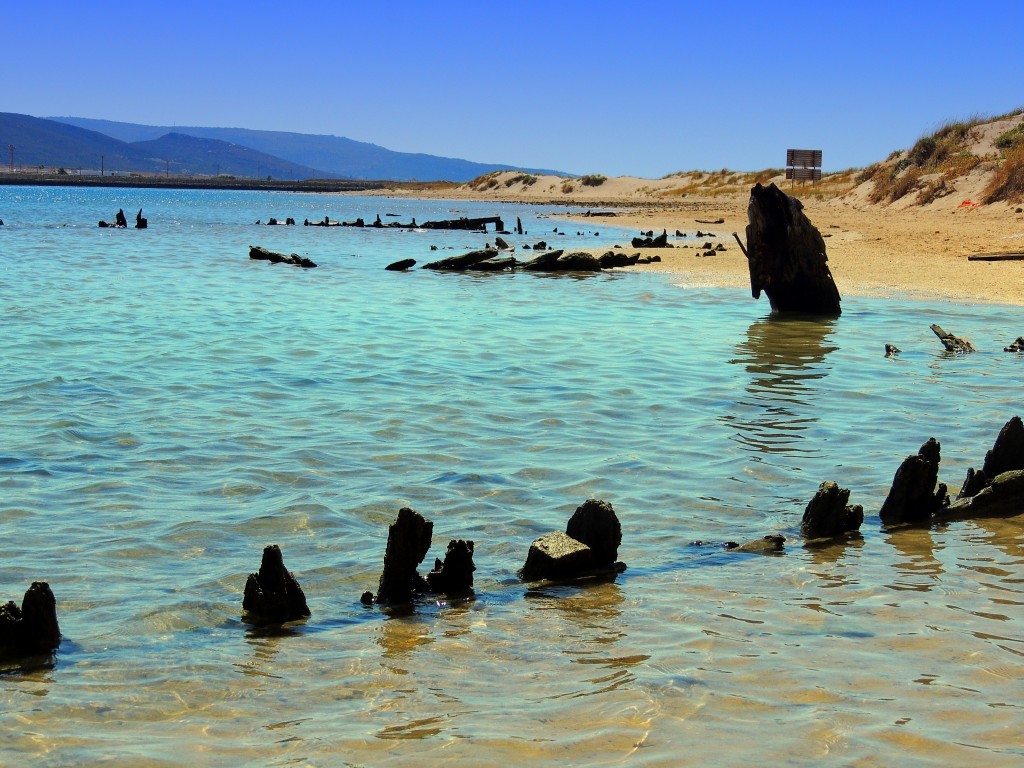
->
[785,149,822,185]
[786,149,822,169]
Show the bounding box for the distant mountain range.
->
[0,113,566,181]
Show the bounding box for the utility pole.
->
[8,144,13,172]
[166,159,170,178]
[101,155,105,176]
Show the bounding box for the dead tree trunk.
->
[744,183,842,315]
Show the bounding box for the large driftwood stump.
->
[743,183,841,315]
[375,507,433,606]
[242,545,311,624]
[879,438,948,526]
[0,582,61,661]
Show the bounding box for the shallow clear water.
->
[1,187,1022,766]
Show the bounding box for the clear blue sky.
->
[4,0,1021,177]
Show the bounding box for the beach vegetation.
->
[57,167,67,175]
[561,182,575,194]
[579,174,606,187]
[467,171,502,191]
[504,173,537,187]
[995,123,1024,151]
[915,177,952,205]
[983,143,1024,204]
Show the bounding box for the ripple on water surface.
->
[1,188,1022,765]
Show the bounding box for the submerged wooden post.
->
[744,183,841,315]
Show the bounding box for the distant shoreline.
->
[0,172,459,195]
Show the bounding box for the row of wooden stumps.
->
[224,412,1024,625]
[4,417,1021,663]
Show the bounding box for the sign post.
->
[785,149,822,188]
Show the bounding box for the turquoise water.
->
[1,186,1022,766]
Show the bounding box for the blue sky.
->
[4,0,1021,177]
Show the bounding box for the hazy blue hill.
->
[130,133,337,179]
[51,116,568,181]
[1,112,161,172]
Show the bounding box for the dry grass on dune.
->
[431,110,1024,212]
[856,109,1024,206]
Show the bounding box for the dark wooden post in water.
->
[740,183,841,315]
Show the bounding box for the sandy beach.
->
[382,171,1024,306]
[579,193,1024,307]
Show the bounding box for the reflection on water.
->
[724,314,837,456]
[885,527,945,592]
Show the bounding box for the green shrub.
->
[995,123,1024,150]
[580,174,606,187]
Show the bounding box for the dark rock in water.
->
[422,248,498,271]
[879,438,948,526]
[467,256,517,272]
[385,258,417,271]
[115,208,127,227]
[725,534,786,554]
[884,343,901,357]
[958,416,1024,498]
[743,183,841,315]
[375,507,433,606]
[555,252,602,271]
[521,531,595,582]
[930,324,975,353]
[0,582,61,661]
[800,481,864,539]
[495,236,512,250]
[599,251,640,269]
[532,241,548,251]
[631,230,672,248]
[421,215,504,232]
[566,498,622,566]
[242,545,310,624]
[940,470,1024,520]
[1005,336,1024,352]
[520,249,565,271]
[520,498,625,581]
[135,208,147,229]
[425,539,476,595]
[248,245,317,268]
[342,218,365,227]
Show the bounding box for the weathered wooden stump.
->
[566,499,622,565]
[249,245,317,268]
[940,470,1024,521]
[374,507,433,606]
[422,248,499,271]
[242,545,311,624]
[0,582,61,661]
[425,539,476,595]
[742,183,841,315]
[725,534,786,554]
[959,415,1024,498]
[930,324,976,353]
[800,481,864,539]
[879,438,948,526]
